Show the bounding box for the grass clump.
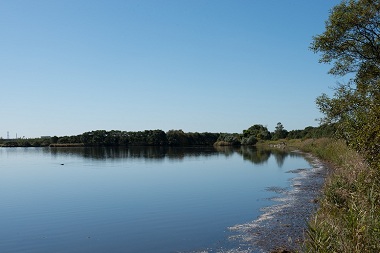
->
[287,138,380,253]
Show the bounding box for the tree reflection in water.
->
[47,145,294,165]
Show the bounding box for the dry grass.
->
[286,138,380,253]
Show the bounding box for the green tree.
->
[215,133,241,146]
[287,129,304,139]
[311,0,380,167]
[241,135,258,146]
[243,124,271,140]
[145,130,168,145]
[311,0,380,79]
[50,136,59,144]
[272,122,288,140]
[166,130,188,146]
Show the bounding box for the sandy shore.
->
[227,151,329,253]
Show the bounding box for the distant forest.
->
[0,123,336,147]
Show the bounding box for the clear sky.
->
[1,0,345,138]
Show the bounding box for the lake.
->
[0,146,312,253]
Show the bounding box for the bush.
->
[216,133,241,146]
[241,136,258,145]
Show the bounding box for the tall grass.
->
[287,138,380,252]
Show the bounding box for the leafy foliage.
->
[166,130,219,146]
[241,135,258,146]
[215,133,241,146]
[287,124,336,139]
[312,0,380,167]
[242,124,271,140]
[272,122,288,140]
[311,0,380,78]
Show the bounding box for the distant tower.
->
[7,131,9,139]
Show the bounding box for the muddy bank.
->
[227,151,329,253]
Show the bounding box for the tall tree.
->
[311,0,380,167]
[272,122,288,140]
[311,0,380,79]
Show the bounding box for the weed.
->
[285,138,380,252]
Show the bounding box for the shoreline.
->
[228,151,329,252]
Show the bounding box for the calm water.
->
[0,146,310,253]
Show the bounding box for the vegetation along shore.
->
[304,0,380,251]
[266,1,380,251]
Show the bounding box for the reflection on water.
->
[238,146,272,165]
[0,146,309,253]
[47,146,293,166]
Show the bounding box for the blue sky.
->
[0,0,344,138]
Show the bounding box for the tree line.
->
[55,123,335,147]
[52,130,220,147]
[1,123,337,147]
[216,122,336,146]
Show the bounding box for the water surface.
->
[0,146,311,253]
